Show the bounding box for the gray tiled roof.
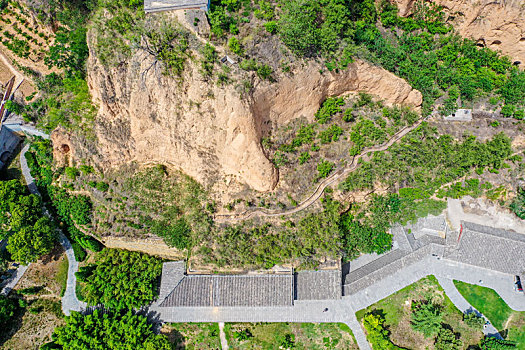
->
[160,274,293,307]
[144,0,208,12]
[444,222,525,275]
[295,270,341,300]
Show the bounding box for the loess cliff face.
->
[395,0,525,64]
[86,31,421,192]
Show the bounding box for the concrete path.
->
[3,123,50,140]
[218,322,229,350]
[436,276,502,339]
[20,143,86,315]
[0,264,29,296]
[216,118,427,223]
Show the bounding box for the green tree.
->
[52,310,171,350]
[7,217,56,264]
[411,298,443,338]
[0,295,17,327]
[78,249,163,310]
[9,194,42,231]
[435,327,463,350]
[480,337,517,349]
[362,312,402,350]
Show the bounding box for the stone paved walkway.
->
[0,264,29,296]
[219,322,229,350]
[20,143,86,315]
[436,276,502,339]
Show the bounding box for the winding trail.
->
[20,143,86,315]
[216,118,427,222]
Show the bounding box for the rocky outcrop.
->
[86,31,421,192]
[394,0,525,65]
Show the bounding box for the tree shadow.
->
[0,298,26,347]
[144,309,186,349]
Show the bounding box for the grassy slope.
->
[356,275,483,349]
[453,280,525,346]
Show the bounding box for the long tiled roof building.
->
[157,220,525,308]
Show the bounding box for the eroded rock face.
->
[85,32,421,192]
[395,0,525,65]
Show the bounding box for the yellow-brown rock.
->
[85,32,421,192]
[394,0,525,65]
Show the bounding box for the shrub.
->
[510,188,525,220]
[480,337,516,349]
[410,298,443,338]
[264,21,277,34]
[95,181,109,192]
[71,242,86,262]
[64,167,79,180]
[363,313,402,349]
[463,312,485,329]
[317,159,334,178]
[299,152,310,164]
[228,36,243,55]
[435,326,462,350]
[315,97,344,124]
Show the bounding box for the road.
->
[216,118,426,222]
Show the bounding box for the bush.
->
[435,326,462,350]
[363,313,402,349]
[64,167,79,180]
[463,312,485,329]
[264,21,277,34]
[79,235,103,252]
[317,160,334,178]
[315,97,344,124]
[411,298,443,338]
[95,181,109,192]
[228,36,243,55]
[71,242,86,262]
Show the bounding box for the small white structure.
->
[220,55,236,65]
[144,0,209,13]
[444,108,472,121]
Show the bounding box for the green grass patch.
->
[357,275,483,349]
[454,280,525,346]
[56,257,68,297]
[224,322,358,349]
[453,280,513,330]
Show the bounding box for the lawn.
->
[163,323,221,350]
[356,275,483,349]
[454,280,525,347]
[224,322,358,350]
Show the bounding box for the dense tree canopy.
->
[0,178,56,264]
[7,217,56,264]
[77,249,163,310]
[0,295,17,328]
[51,310,170,350]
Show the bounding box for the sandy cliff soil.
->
[394,0,525,64]
[85,29,421,192]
